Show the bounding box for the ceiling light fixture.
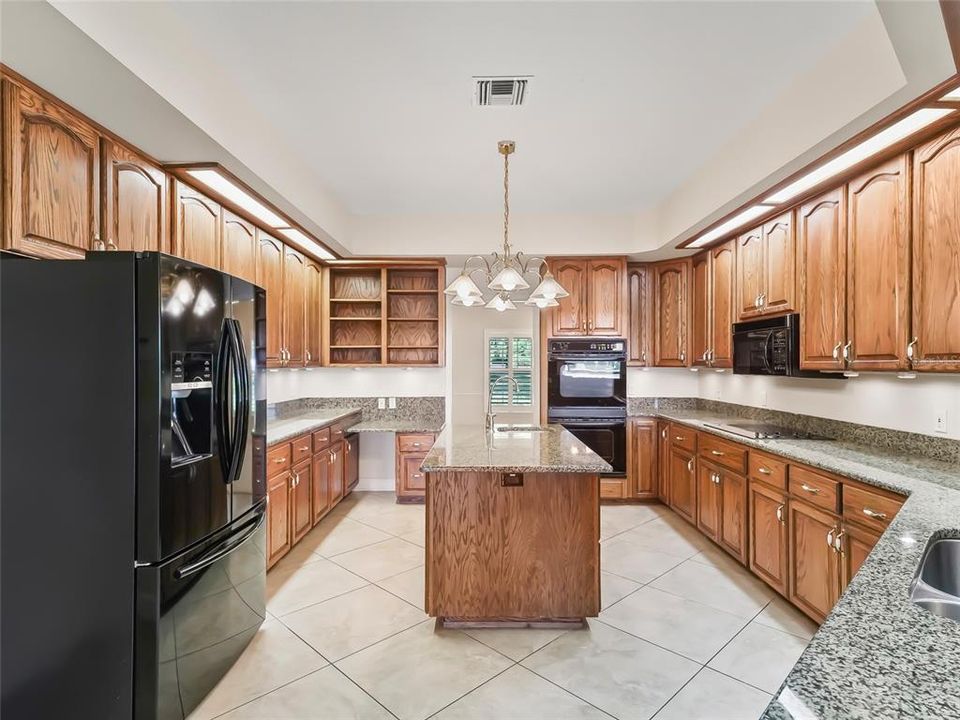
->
[186,169,287,227]
[277,228,336,260]
[764,108,954,204]
[444,140,567,310]
[688,204,775,248]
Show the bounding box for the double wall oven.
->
[547,339,627,475]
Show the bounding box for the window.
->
[487,333,534,409]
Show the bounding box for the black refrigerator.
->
[1,252,267,720]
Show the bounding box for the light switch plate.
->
[935,408,948,434]
[388,397,397,409]
[377,398,386,410]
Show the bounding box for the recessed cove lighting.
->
[764,108,955,204]
[689,204,774,247]
[186,169,287,227]
[278,228,336,260]
[941,87,960,101]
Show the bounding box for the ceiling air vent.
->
[474,77,530,107]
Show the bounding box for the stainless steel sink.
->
[910,538,960,621]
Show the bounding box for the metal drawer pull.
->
[834,530,845,553]
[299,446,310,452]
[413,473,422,479]
[800,483,821,495]
[757,467,772,475]
[776,504,784,523]
[687,459,694,472]
[826,529,834,548]
[273,457,286,464]
[907,337,918,360]
[413,442,421,447]
[832,342,842,361]
[862,508,887,520]
[675,436,685,441]
[710,450,724,457]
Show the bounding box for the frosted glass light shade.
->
[451,291,483,307]
[488,265,529,292]
[485,294,516,312]
[444,272,484,299]
[528,271,568,300]
[525,295,559,308]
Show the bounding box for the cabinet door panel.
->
[763,212,796,315]
[630,419,658,499]
[312,452,330,524]
[174,181,221,269]
[696,463,721,542]
[291,461,312,544]
[840,522,880,592]
[736,228,764,320]
[710,241,735,367]
[669,450,696,524]
[283,246,306,365]
[256,233,285,367]
[789,499,839,623]
[798,189,846,370]
[305,260,323,367]
[3,82,100,258]
[550,260,588,335]
[329,441,345,504]
[587,258,625,335]
[654,260,689,367]
[912,126,960,371]
[221,210,257,285]
[267,473,291,568]
[691,253,710,366]
[657,422,670,503]
[749,480,788,596]
[627,264,652,365]
[719,470,747,564]
[846,155,910,371]
[103,140,167,253]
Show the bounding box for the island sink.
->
[910,537,960,622]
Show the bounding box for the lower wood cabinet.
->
[656,421,670,503]
[628,418,658,499]
[345,433,360,495]
[396,432,435,502]
[312,450,331,523]
[840,521,880,592]
[290,459,312,545]
[787,499,841,623]
[267,470,292,568]
[668,448,697,524]
[749,479,788,596]
[697,461,747,564]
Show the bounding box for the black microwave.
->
[732,314,840,378]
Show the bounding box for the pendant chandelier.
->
[443,140,568,311]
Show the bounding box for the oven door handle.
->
[557,420,624,428]
[549,353,625,362]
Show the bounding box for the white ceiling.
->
[52,1,879,221]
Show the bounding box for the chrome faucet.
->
[486,375,520,433]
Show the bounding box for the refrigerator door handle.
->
[226,319,250,486]
[174,507,265,580]
[215,319,235,482]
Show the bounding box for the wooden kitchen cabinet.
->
[798,189,846,371]
[290,459,312,545]
[304,259,323,367]
[845,155,911,371]
[710,241,735,367]
[396,432,435,502]
[735,213,796,321]
[749,479,788,596]
[267,467,292,569]
[697,462,722,541]
[283,245,306,365]
[256,232,285,368]
[221,209,258,285]
[912,125,960,371]
[102,139,167,253]
[839,521,880,593]
[691,252,710,367]
[788,498,841,623]
[2,80,100,259]
[328,440,345,505]
[547,257,626,336]
[697,457,747,564]
[628,418,658,499]
[657,422,671,503]
[312,449,331,524]
[668,447,697,524]
[736,226,764,320]
[344,434,359,495]
[173,180,222,270]
[653,259,690,367]
[627,263,653,366]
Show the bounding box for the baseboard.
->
[354,477,395,492]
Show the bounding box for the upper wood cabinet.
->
[256,232,285,368]
[710,242,735,367]
[2,80,100,259]
[547,258,626,337]
[173,180,222,270]
[653,259,690,367]
[798,190,846,371]
[628,418,658,499]
[304,260,323,367]
[735,213,796,321]
[627,264,653,366]
[691,253,710,367]
[912,126,960,371]
[282,245,307,365]
[102,140,167,253]
[846,155,911,371]
[221,209,257,285]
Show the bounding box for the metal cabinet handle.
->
[862,508,887,520]
[413,442,421,447]
[306,350,312,362]
[273,457,286,464]
[754,295,760,309]
[345,443,350,454]
[711,450,724,457]
[641,351,647,363]
[800,483,821,495]
[107,240,118,251]
[826,529,835,548]
[329,451,334,462]
[759,293,766,308]
[679,350,686,363]
[299,445,310,452]
[834,530,845,553]
[776,504,784,523]
[907,337,918,361]
[687,459,694,472]
[675,436,685,441]
[701,350,709,362]
[842,341,852,362]
[832,342,842,361]
[757,466,772,475]
[662,428,667,439]
[413,473,422,479]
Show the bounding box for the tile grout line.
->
[421,662,519,719]
[205,664,331,720]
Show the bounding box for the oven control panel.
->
[548,339,626,354]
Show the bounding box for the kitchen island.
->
[420,424,612,628]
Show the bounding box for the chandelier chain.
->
[503,148,510,259]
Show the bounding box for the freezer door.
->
[135,502,266,720]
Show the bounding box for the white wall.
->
[627,368,700,398]
[266,366,445,403]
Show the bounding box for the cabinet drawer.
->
[789,466,840,513]
[749,451,788,490]
[842,484,904,532]
[292,435,313,464]
[330,424,345,444]
[402,455,427,491]
[600,478,628,499]
[398,433,434,454]
[312,427,331,451]
[267,443,292,478]
[698,434,747,473]
[669,425,697,453]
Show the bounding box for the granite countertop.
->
[348,419,444,434]
[266,408,361,445]
[421,423,612,474]
[634,409,960,720]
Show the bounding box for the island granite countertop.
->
[421,424,612,474]
[635,408,960,720]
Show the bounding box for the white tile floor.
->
[188,492,818,720]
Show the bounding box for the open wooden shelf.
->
[388,317,439,321]
[329,298,381,303]
[388,344,440,349]
[387,289,439,294]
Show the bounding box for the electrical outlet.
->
[935,408,948,434]
[377,397,386,410]
[388,397,397,410]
